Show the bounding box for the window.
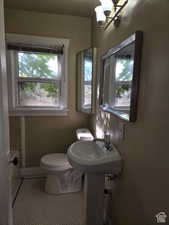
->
[102,45,134,112]
[100,31,143,122]
[82,53,92,108]
[6,34,69,116]
[113,55,133,109]
[76,48,97,114]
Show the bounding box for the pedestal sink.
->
[67,140,122,225]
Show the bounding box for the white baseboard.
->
[20,167,45,178]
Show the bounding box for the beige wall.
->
[5,9,92,166]
[92,0,169,225]
[5,2,169,224]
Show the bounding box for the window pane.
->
[115,84,131,107]
[18,52,59,79]
[82,51,92,108]
[103,58,111,105]
[19,82,60,106]
[83,84,92,106]
[115,58,134,81]
[84,59,92,81]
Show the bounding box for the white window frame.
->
[82,80,92,108]
[113,80,132,111]
[103,55,131,112]
[6,33,69,116]
[77,48,97,114]
[81,54,92,111]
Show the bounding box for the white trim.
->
[17,77,60,83]
[20,117,26,167]
[6,33,69,49]
[6,33,69,116]
[20,167,46,178]
[0,3,12,224]
[62,44,68,109]
[77,48,97,114]
[81,106,91,114]
[9,108,69,117]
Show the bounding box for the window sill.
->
[9,108,69,117]
[80,105,93,114]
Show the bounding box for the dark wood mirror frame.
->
[99,31,143,122]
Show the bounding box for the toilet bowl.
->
[41,153,81,194]
[40,128,94,194]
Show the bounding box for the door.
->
[0,0,12,224]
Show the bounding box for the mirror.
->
[100,31,143,122]
[76,48,97,113]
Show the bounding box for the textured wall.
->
[91,0,169,224]
[5,9,92,166]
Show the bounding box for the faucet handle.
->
[107,142,114,151]
[104,132,110,143]
[104,132,113,151]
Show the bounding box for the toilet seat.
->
[41,153,72,171]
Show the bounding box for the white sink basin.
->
[68,140,122,225]
[67,140,121,173]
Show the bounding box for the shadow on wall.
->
[111,172,151,225]
[25,115,90,167]
[10,114,90,167]
[93,0,169,225]
[96,110,121,145]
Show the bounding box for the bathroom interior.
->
[0,0,169,225]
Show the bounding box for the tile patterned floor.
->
[13,178,85,225]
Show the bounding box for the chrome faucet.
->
[94,133,113,151]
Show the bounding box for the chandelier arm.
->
[116,4,125,8]
[104,0,128,29]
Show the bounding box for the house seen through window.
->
[18,51,60,107]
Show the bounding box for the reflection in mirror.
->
[113,44,134,111]
[100,31,143,122]
[83,49,92,107]
[77,48,97,113]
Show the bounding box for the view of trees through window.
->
[83,58,92,106]
[18,52,60,106]
[114,57,133,107]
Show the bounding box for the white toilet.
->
[40,128,94,194]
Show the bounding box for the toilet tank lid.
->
[76,128,94,141]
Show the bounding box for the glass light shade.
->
[95,5,106,23]
[100,0,113,13]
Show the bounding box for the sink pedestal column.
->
[84,173,105,225]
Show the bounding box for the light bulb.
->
[95,5,106,24]
[100,0,113,16]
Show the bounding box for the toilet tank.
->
[76,128,94,141]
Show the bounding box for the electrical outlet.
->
[119,122,125,140]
